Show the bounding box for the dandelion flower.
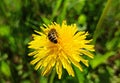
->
[28,21,94,79]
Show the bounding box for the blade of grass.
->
[57,0,69,23]
[51,0,62,19]
[93,0,112,44]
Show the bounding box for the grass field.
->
[0,0,120,83]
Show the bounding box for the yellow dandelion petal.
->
[84,45,95,51]
[56,60,62,79]
[79,56,89,67]
[30,57,41,65]
[33,49,49,58]
[80,50,94,59]
[34,30,45,36]
[73,31,85,39]
[28,36,47,49]
[59,52,74,77]
[34,59,43,70]
[70,54,81,62]
[28,51,38,56]
[42,57,56,76]
[42,54,56,68]
[68,55,83,71]
[28,21,95,79]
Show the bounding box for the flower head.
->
[28,21,94,79]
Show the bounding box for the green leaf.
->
[39,76,48,83]
[0,25,10,37]
[78,14,87,25]
[73,65,88,83]
[41,16,51,25]
[1,61,11,77]
[90,51,115,69]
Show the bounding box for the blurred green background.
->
[0,0,120,83]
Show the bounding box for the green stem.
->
[93,0,112,44]
[49,69,56,83]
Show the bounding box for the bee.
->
[48,28,58,44]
